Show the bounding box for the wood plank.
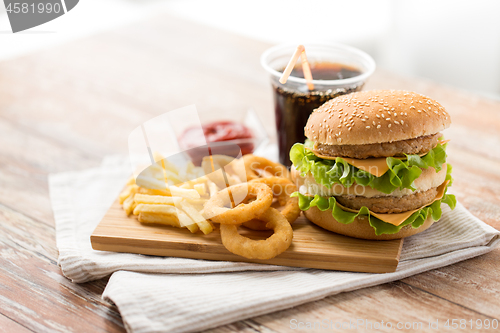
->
[0,121,100,226]
[91,197,403,273]
[0,15,275,153]
[401,248,500,319]
[0,313,33,333]
[204,320,279,333]
[0,204,125,333]
[445,148,500,229]
[248,281,498,333]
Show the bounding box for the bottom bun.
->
[304,207,436,240]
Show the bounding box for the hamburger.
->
[290,90,456,240]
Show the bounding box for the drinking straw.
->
[300,48,315,90]
[279,44,315,90]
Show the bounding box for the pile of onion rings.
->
[202,155,300,259]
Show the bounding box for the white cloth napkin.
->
[49,155,500,333]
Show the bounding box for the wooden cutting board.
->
[91,197,404,273]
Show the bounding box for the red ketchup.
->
[180,121,254,165]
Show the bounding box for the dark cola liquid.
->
[274,62,364,166]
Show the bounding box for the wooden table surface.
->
[1,13,500,333]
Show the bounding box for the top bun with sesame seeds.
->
[304,90,451,147]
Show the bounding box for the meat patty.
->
[314,133,441,159]
[336,187,438,214]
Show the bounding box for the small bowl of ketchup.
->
[178,109,268,165]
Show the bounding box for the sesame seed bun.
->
[304,90,451,145]
[304,207,435,240]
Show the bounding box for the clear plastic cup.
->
[261,43,376,166]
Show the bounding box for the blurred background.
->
[1,0,500,99]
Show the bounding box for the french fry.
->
[138,188,171,196]
[136,175,170,190]
[126,177,136,185]
[178,201,205,221]
[123,194,137,216]
[179,183,193,189]
[178,176,209,190]
[119,184,138,204]
[152,169,166,181]
[170,186,200,199]
[138,209,200,233]
[122,151,221,235]
[185,161,196,176]
[184,198,208,206]
[163,160,180,174]
[188,176,209,184]
[183,162,205,180]
[134,194,182,205]
[133,203,177,216]
[148,162,163,173]
[140,165,161,179]
[207,180,218,198]
[176,209,199,233]
[154,152,180,175]
[179,201,214,235]
[194,183,206,196]
[119,187,130,204]
[161,168,182,184]
[138,212,181,227]
[185,222,200,233]
[196,219,214,235]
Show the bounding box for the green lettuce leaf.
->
[292,188,456,236]
[290,141,448,194]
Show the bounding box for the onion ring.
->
[246,177,300,224]
[220,207,293,259]
[242,154,290,180]
[203,183,272,224]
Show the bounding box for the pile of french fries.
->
[119,153,218,235]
